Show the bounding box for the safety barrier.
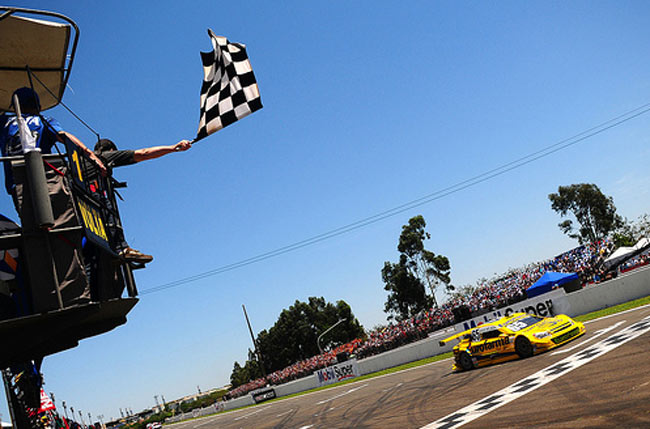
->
[563,265,650,316]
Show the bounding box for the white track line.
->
[421,316,650,429]
[316,383,368,405]
[383,382,404,392]
[276,409,294,417]
[233,405,271,421]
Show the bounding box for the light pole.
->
[242,304,267,377]
[317,318,347,355]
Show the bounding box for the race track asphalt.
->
[169,304,650,429]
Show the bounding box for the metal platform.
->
[0,297,137,368]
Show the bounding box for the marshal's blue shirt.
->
[0,113,63,193]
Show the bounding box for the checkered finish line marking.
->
[421,316,650,429]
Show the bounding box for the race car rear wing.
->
[439,328,472,347]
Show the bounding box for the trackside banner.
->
[251,387,276,403]
[315,359,360,387]
[456,288,570,332]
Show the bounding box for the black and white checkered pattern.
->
[196,29,262,140]
[423,315,650,429]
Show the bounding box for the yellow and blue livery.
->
[439,312,586,371]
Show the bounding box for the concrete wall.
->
[222,395,254,411]
[563,265,650,316]
[273,375,318,396]
[166,396,254,424]
[357,333,455,375]
[169,266,650,424]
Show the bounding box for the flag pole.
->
[189,136,204,145]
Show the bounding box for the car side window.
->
[481,330,501,340]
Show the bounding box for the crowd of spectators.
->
[229,238,623,398]
[228,340,363,398]
[355,306,454,359]
[619,249,650,273]
[539,239,613,284]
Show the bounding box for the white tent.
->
[603,237,650,269]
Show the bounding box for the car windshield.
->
[506,315,542,331]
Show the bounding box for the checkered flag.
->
[195,29,262,141]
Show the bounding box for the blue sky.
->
[2,0,650,423]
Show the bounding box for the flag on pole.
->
[196,29,262,141]
[39,389,55,412]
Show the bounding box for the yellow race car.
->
[439,312,585,371]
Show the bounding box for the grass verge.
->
[574,294,650,322]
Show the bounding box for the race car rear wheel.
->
[515,336,533,358]
[458,352,474,371]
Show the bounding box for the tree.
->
[230,297,365,383]
[613,213,650,247]
[382,256,432,321]
[230,349,264,388]
[631,214,650,240]
[177,390,227,414]
[230,362,244,388]
[612,219,636,248]
[447,284,477,302]
[383,215,451,321]
[548,183,623,244]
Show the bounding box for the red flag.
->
[39,389,55,412]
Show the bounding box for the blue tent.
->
[527,271,579,298]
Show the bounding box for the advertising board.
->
[315,359,360,387]
[251,387,276,403]
[455,288,570,332]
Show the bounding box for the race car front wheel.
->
[458,352,474,371]
[515,336,533,358]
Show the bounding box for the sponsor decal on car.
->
[469,337,510,354]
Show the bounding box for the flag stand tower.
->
[0,7,141,428]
